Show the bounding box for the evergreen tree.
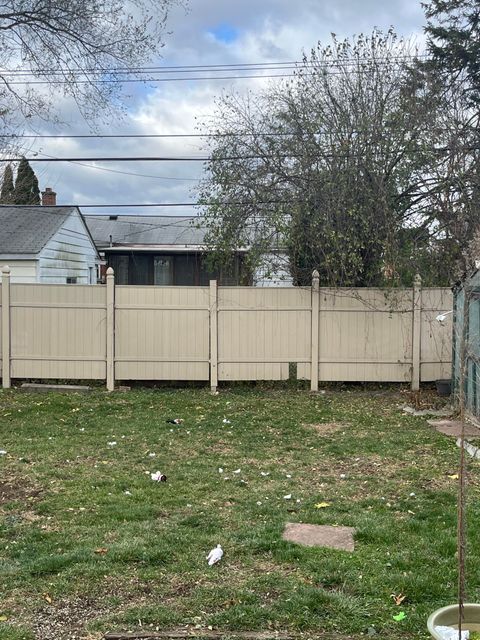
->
[13,158,40,205]
[423,0,480,105]
[0,164,14,203]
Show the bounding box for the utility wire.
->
[36,151,200,181]
[3,145,475,163]
[2,126,474,140]
[0,54,429,76]
[76,201,296,208]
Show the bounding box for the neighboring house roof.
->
[84,215,206,249]
[0,205,100,260]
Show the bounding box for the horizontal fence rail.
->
[0,266,453,391]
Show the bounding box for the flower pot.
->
[428,604,480,638]
[436,379,452,397]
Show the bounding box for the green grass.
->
[0,385,479,639]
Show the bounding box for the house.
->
[84,214,293,287]
[0,192,100,284]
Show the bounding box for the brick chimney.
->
[41,187,56,206]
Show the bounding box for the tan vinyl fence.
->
[0,267,452,391]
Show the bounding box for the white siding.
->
[0,260,37,283]
[254,252,294,287]
[38,211,99,284]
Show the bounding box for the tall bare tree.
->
[198,30,442,286]
[0,0,186,125]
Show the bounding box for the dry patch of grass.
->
[302,422,346,435]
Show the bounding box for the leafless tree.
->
[198,30,444,287]
[0,0,186,125]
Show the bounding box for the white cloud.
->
[14,0,427,215]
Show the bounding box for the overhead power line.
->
[1,126,473,140]
[76,201,296,208]
[0,55,430,85]
[36,152,200,181]
[0,54,429,76]
[0,202,295,211]
[2,145,472,164]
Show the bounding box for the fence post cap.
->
[1,265,10,274]
[312,270,320,280]
[106,267,114,276]
[414,273,422,285]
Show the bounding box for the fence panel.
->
[0,273,453,388]
[301,288,414,382]
[420,288,453,381]
[9,283,106,379]
[218,287,311,381]
[0,283,3,375]
[115,285,210,380]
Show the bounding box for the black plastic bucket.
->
[436,379,451,397]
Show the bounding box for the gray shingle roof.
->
[0,206,76,256]
[84,215,206,248]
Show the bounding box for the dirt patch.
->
[0,477,41,505]
[303,422,346,435]
[29,597,108,640]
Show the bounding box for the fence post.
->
[106,267,115,392]
[210,280,218,393]
[311,270,320,392]
[1,265,10,389]
[411,273,422,391]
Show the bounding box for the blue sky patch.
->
[208,23,240,44]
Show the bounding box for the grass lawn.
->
[1,385,479,640]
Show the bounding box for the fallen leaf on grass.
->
[315,502,331,509]
[448,474,459,480]
[94,548,108,555]
[391,593,406,606]
[0,615,8,621]
[44,594,53,604]
[393,612,406,621]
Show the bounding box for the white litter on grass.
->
[124,490,132,496]
[434,626,469,640]
[107,441,117,446]
[286,474,292,479]
[206,544,223,566]
[151,471,167,482]
[256,501,262,506]
[260,472,270,477]
[79,428,85,432]
[0,450,6,455]
[283,494,292,500]
[218,468,224,473]
[223,418,231,424]
[409,492,416,497]
[340,474,346,479]
[233,469,241,474]
[148,453,156,458]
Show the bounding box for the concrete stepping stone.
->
[282,523,355,551]
[427,419,480,437]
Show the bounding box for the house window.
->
[66,277,77,284]
[154,256,173,285]
[109,255,129,284]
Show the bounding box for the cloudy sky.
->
[24,0,427,217]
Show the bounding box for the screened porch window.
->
[154,257,173,285]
